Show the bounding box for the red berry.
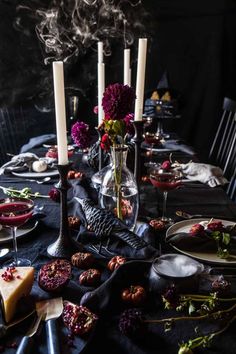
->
[161,161,171,170]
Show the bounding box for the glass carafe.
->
[99,145,139,231]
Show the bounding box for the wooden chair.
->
[0,105,55,166]
[226,167,236,202]
[208,97,236,179]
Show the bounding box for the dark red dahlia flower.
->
[100,133,111,151]
[102,83,135,120]
[207,221,224,232]
[48,188,60,202]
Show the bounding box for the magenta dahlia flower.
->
[102,83,135,120]
[123,113,134,135]
[48,188,60,202]
[71,121,90,149]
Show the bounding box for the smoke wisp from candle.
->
[15,0,150,64]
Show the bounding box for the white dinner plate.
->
[12,169,59,178]
[0,220,38,243]
[166,218,236,265]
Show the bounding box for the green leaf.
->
[188,301,195,315]
[211,231,221,241]
[222,232,230,245]
[112,120,125,137]
[164,320,173,332]
[217,248,229,259]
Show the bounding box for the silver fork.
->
[2,177,52,184]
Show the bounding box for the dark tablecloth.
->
[0,147,236,354]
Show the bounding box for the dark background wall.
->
[0,0,236,163]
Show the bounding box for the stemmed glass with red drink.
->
[0,197,34,267]
[149,161,182,225]
[144,132,163,168]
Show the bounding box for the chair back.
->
[226,167,236,202]
[208,97,236,179]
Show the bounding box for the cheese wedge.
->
[0,267,34,323]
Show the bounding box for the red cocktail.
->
[0,198,34,267]
[46,145,74,159]
[144,132,163,168]
[0,201,33,227]
[150,171,182,192]
[144,132,162,146]
[149,166,182,225]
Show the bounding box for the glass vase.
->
[99,145,139,231]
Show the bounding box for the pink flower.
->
[123,113,134,135]
[161,161,171,170]
[93,106,98,114]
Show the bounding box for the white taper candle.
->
[134,38,147,121]
[98,41,103,64]
[97,41,105,125]
[52,61,68,165]
[98,62,105,125]
[124,48,131,86]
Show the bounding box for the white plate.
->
[12,170,59,178]
[0,220,38,243]
[166,218,236,265]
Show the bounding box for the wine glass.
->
[0,197,34,267]
[149,166,182,225]
[144,132,163,168]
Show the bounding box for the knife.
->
[0,309,35,339]
[36,297,63,354]
[16,311,44,354]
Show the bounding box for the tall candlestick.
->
[52,61,68,165]
[98,41,103,63]
[134,38,147,121]
[97,41,105,125]
[124,48,131,86]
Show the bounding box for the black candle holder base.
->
[47,163,82,259]
[47,237,82,259]
[95,126,104,171]
[132,120,144,184]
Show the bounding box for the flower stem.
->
[144,303,236,324]
[113,146,123,220]
[0,186,49,199]
[181,294,236,302]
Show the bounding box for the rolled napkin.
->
[177,162,229,187]
[166,232,215,252]
[20,133,56,153]
[0,152,56,175]
[166,221,236,253]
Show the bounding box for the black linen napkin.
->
[68,178,159,260]
[20,134,57,153]
[166,232,215,252]
[79,260,236,354]
[0,152,56,175]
